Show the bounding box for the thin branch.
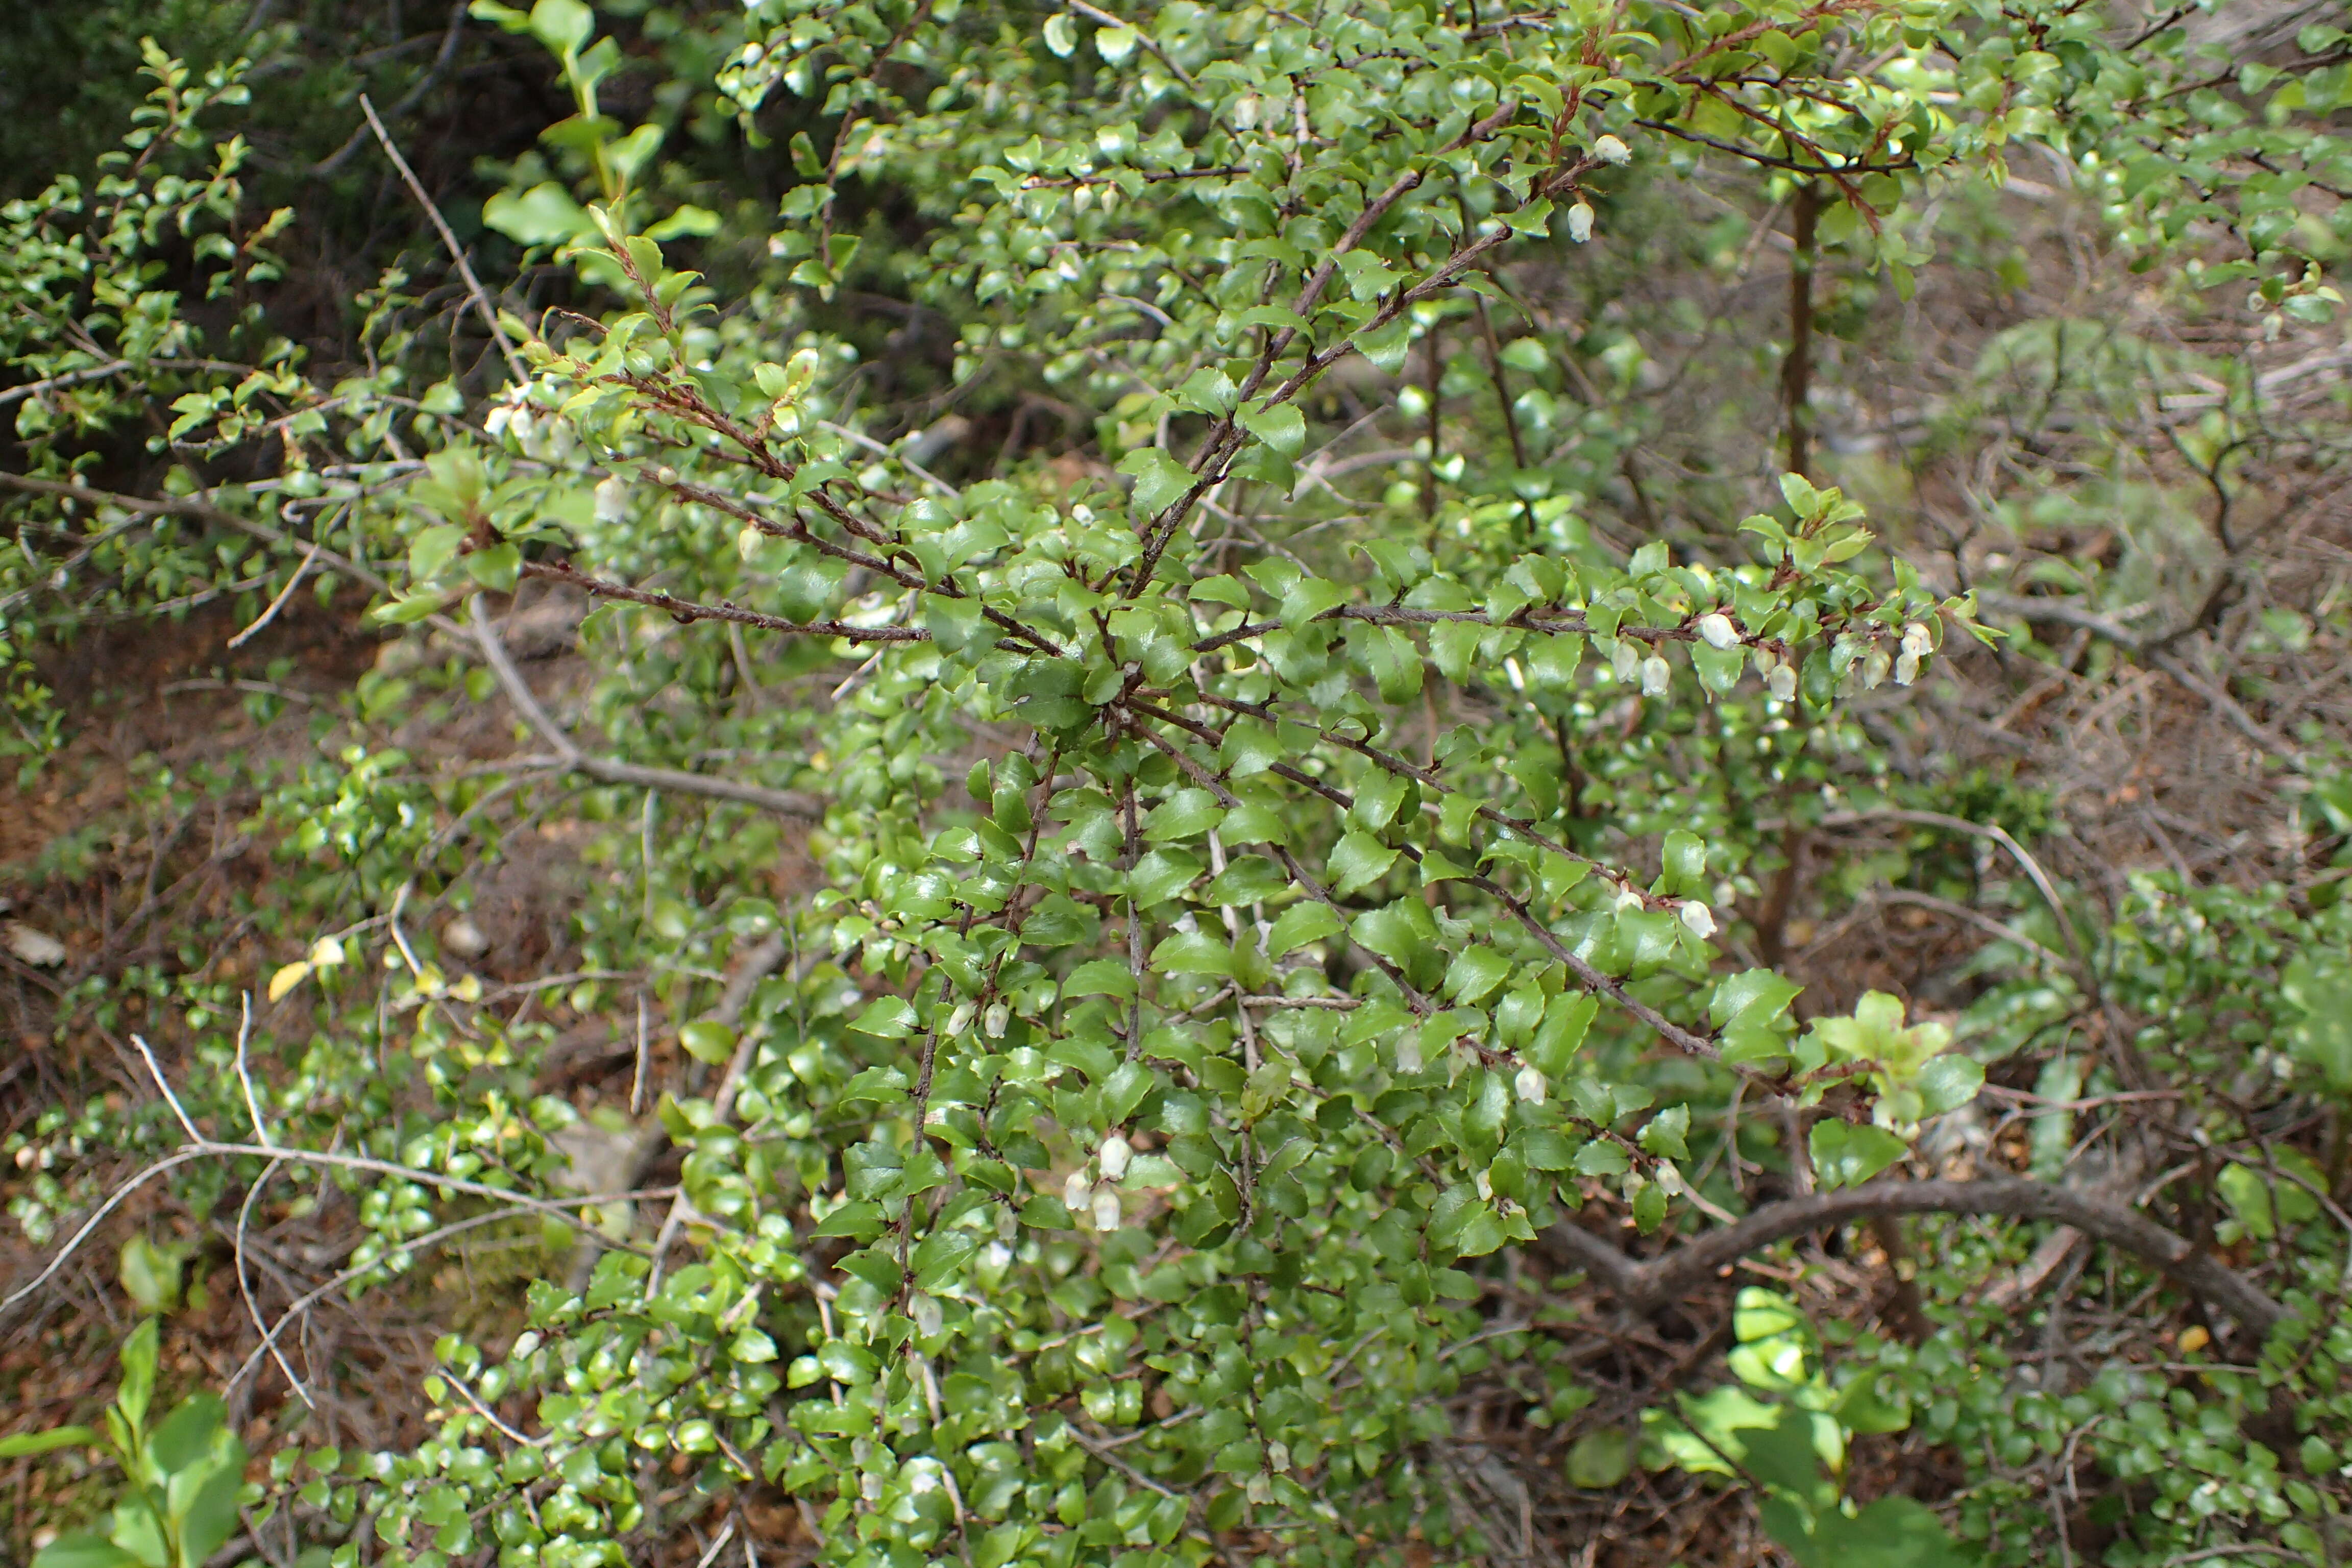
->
[0,357,253,408]
[0,471,466,638]
[227,536,322,648]
[523,558,928,644]
[359,91,525,381]
[1545,1176,2286,1337]
[470,592,826,820]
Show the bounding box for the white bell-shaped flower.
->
[594,474,630,524]
[1097,1133,1133,1182]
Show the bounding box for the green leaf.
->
[1916,1053,1984,1116]
[1060,959,1137,1000]
[1279,575,1344,630]
[482,182,592,245]
[1118,448,1195,514]
[1149,930,1234,977]
[1781,1495,1978,1568]
[1631,1180,1668,1233]
[468,1,532,30]
[811,1202,885,1241]
[0,1426,97,1458]
[148,1393,225,1473]
[1239,401,1306,458]
[1327,830,1400,897]
[1144,789,1222,842]
[1129,848,1204,907]
[1442,946,1511,1006]
[1564,1429,1631,1488]
[840,1065,911,1105]
[1349,897,1439,977]
[1357,318,1414,375]
[373,592,449,625]
[1712,969,1803,1064]
[408,523,465,584]
[464,542,522,593]
[1808,1121,1910,1190]
[679,1020,737,1064]
[1219,718,1283,777]
[1527,992,1598,1076]
[1638,1105,1690,1160]
[848,997,918,1038]
[1692,641,1743,694]
[528,0,594,57]
[117,1319,158,1430]
[1661,829,1706,894]
[1104,1061,1154,1123]
[1204,854,1290,907]
[1265,902,1342,959]
[1573,1142,1629,1177]
[32,1535,141,1568]
[118,1236,181,1315]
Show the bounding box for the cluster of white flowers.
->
[1755,644,1799,701]
[1564,137,1629,243]
[1897,620,1932,685]
[484,386,575,462]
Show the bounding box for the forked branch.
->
[1545,1176,2287,1338]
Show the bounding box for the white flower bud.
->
[1697,612,1739,650]
[1640,655,1670,696]
[911,1293,943,1338]
[984,1001,1010,1037]
[1063,1170,1092,1212]
[1768,662,1798,701]
[1266,1441,1291,1473]
[594,475,629,524]
[1395,1036,1423,1073]
[1097,1134,1132,1182]
[1514,1065,1547,1103]
[944,1002,975,1038]
[1090,1187,1122,1231]
[1611,640,1641,682]
[1593,134,1631,165]
[1566,202,1595,243]
[1862,648,1892,690]
[1474,1169,1494,1201]
[1613,881,1644,913]
[1901,621,1933,657]
[1679,900,1717,938]
[1895,651,1922,687]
